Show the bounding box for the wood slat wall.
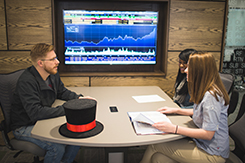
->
[0,0,226,98]
[6,0,52,50]
[0,0,7,50]
[169,1,225,51]
[0,51,31,72]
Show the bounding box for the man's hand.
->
[79,96,96,101]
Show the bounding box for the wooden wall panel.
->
[6,0,52,50]
[61,77,90,87]
[213,52,221,70]
[169,1,225,51]
[0,0,7,50]
[0,51,31,73]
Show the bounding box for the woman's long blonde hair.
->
[188,52,229,105]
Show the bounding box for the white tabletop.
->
[31,86,196,147]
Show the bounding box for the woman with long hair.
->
[173,49,197,108]
[140,52,230,163]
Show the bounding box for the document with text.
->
[127,111,172,135]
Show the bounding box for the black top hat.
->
[59,98,103,138]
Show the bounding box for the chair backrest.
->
[229,107,245,162]
[234,93,245,124]
[0,69,25,133]
[219,72,234,94]
[228,89,239,116]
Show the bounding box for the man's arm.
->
[17,79,65,123]
[55,73,82,101]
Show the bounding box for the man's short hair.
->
[30,43,54,63]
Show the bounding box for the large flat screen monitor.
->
[63,10,158,65]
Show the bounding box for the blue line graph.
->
[64,24,157,47]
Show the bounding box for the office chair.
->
[227,89,239,117]
[229,93,245,126]
[229,101,245,162]
[0,69,46,163]
[219,72,234,94]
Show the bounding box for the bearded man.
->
[11,43,93,163]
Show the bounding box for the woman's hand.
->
[153,121,216,140]
[157,107,179,114]
[158,106,193,116]
[152,121,176,134]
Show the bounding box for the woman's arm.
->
[157,107,193,116]
[152,122,215,140]
[176,125,215,140]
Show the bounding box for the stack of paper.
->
[127,111,171,135]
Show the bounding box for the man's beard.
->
[44,65,58,75]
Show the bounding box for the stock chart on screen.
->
[63,10,158,65]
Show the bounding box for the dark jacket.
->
[173,76,193,107]
[11,66,82,130]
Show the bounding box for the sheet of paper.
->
[133,113,154,125]
[132,95,165,103]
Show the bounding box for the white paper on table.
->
[132,95,165,103]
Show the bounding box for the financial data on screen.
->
[63,10,158,65]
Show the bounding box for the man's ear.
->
[37,60,44,68]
